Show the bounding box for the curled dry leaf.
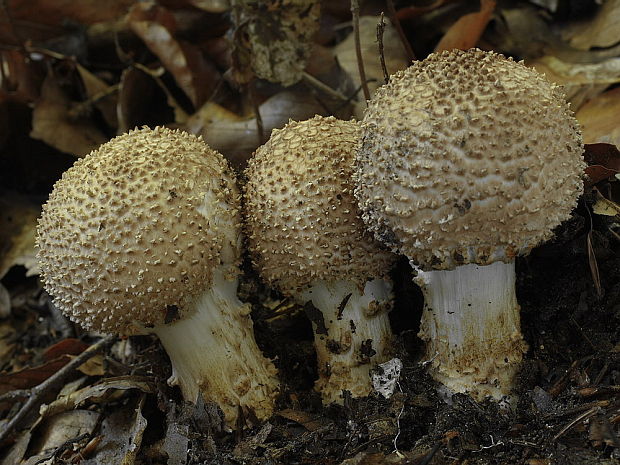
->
[128,2,220,109]
[434,0,496,52]
[529,55,620,109]
[80,395,148,465]
[30,73,108,157]
[564,0,620,50]
[576,86,620,148]
[231,0,321,86]
[184,90,325,166]
[25,410,100,462]
[0,193,41,280]
[40,376,155,418]
[75,64,118,128]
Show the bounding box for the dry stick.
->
[385,0,416,62]
[553,406,601,442]
[301,72,349,102]
[0,335,116,444]
[350,0,370,102]
[376,13,389,84]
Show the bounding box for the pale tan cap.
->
[37,127,241,335]
[355,49,585,270]
[244,116,395,294]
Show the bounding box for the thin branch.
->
[301,72,349,102]
[0,335,116,443]
[385,0,416,62]
[351,0,370,102]
[377,13,389,84]
[248,80,265,146]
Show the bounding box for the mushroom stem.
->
[153,268,278,427]
[300,278,393,404]
[415,261,527,401]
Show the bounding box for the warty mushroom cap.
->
[355,48,585,270]
[244,116,396,294]
[36,126,241,335]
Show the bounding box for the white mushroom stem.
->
[415,261,528,401]
[300,278,393,404]
[153,268,278,427]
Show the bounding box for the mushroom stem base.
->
[416,261,527,401]
[301,278,394,404]
[154,270,278,428]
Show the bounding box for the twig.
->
[552,406,601,441]
[377,13,389,84]
[0,335,115,443]
[351,0,370,102]
[385,0,416,62]
[301,72,349,102]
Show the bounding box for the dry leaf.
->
[40,376,155,418]
[0,355,74,398]
[43,338,90,361]
[0,193,41,279]
[80,395,148,465]
[76,64,118,128]
[26,410,100,462]
[576,86,620,147]
[30,72,108,157]
[528,55,620,109]
[128,2,220,109]
[593,191,620,217]
[565,0,620,50]
[583,143,620,186]
[184,90,325,166]
[434,0,496,52]
[231,0,321,86]
[333,15,409,118]
[0,0,135,44]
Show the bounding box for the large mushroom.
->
[36,127,279,427]
[354,49,584,400]
[244,116,397,404]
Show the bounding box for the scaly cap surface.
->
[244,116,395,294]
[37,127,241,335]
[355,49,585,270]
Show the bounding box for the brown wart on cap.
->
[355,49,585,401]
[36,127,278,428]
[244,116,397,404]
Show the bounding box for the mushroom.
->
[244,116,397,404]
[354,49,584,400]
[36,127,279,427]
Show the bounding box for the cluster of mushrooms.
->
[36,49,585,429]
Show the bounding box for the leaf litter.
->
[0,0,619,464]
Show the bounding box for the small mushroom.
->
[355,49,585,401]
[244,116,397,404]
[36,127,279,427]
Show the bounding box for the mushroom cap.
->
[36,127,241,335]
[355,49,585,270]
[244,116,395,294]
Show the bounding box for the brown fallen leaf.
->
[75,64,118,128]
[528,55,620,109]
[565,0,620,50]
[583,143,620,187]
[0,0,135,44]
[43,338,90,362]
[434,0,496,52]
[577,87,620,148]
[128,2,220,109]
[277,408,332,431]
[0,193,41,280]
[30,72,108,157]
[0,354,73,398]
